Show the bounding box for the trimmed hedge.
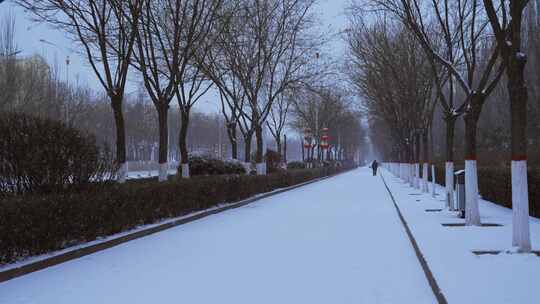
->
[433,164,540,218]
[0,166,349,265]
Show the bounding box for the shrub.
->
[287,161,306,170]
[266,149,281,173]
[0,166,353,264]
[179,155,246,176]
[223,159,246,175]
[0,112,114,195]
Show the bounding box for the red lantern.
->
[320,127,330,150]
[303,127,313,150]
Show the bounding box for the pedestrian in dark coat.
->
[371,160,379,176]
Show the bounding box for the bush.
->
[287,161,306,170]
[0,166,354,265]
[179,155,246,176]
[0,112,114,195]
[266,149,281,173]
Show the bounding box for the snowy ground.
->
[0,168,435,304]
[381,168,540,304]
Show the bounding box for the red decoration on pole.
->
[320,127,330,150]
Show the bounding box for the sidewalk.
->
[381,168,540,303]
[0,168,435,304]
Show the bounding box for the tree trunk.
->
[179,110,190,178]
[445,116,457,209]
[464,95,483,226]
[254,124,265,175]
[111,95,127,183]
[227,123,238,160]
[508,53,531,251]
[422,131,429,193]
[326,148,331,161]
[301,140,305,162]
[275,136,282,160]
[157,104,169,182]
[244,131,253,163]
[283,135,287,164]
[415,132,421,189]
[310,146,316,167]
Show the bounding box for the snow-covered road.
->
[0,168,436,304]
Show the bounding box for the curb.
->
[380,172,448,304]
[0,170,349,284]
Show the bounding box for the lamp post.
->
[39,39,71,83]
[39,39,72,123]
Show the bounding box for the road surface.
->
[0,168,435,303]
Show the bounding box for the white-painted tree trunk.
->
[412,164,417,188]
[511,160,531,252]
[412,163,418,189]
[465,160,481,226]
[158,162,168,182]
[181,163,190,179]
[409,164,414,188]
[414,163,421,190]
[256,163,266,175]
[422,163,429,193]
[445,162,455,210]
[118,162,127,184]
[431,165,436,198]
[407,163,412,183]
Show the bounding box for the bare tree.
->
[213,0,316,174]
[0,11,20,112]
[16,0,145,183]
[370,0,505,224]
[217,85,245,161]
[197,1,252,164]
[266,89,292,159]
[482,0,531,251]
[132,0,188,181]
[346,15,435,186]
[174,0,224,178]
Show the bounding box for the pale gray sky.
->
[4,0,350,113]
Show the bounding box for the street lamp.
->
[39,39,71,84]
[39,39,72,123]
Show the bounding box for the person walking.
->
[370,160,379,176]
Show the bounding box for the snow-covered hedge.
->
[287,161,306,170]
[0,166,353,265]
[178,156,245,176]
